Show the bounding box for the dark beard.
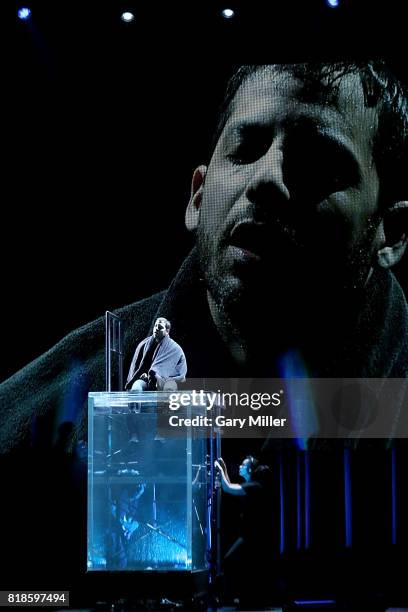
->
[196,222,374,367]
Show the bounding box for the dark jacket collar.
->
[150,248,408,377]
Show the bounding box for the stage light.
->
[294,602,337,607]
[221,8,235,19]
[121,11,135,23]
[327,0,339,7]
[17,7,31,20]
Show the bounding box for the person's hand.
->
[140,373,148,381]
[217,457,227,471]
[214,460,224,474]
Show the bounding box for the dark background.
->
[6,1,408,605]
[8,0,408,381]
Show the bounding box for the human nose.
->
[245,138,290,217]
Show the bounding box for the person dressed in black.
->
[215,456,274,608]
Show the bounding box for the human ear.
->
[377,201,408,269]
[185,165,207,232]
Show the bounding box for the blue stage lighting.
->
[121,11,135,23]
[327,0,339,7]
[222,8,235,19]
[17,7,31,20]
[294,601,336,607]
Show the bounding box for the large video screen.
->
[4,3,408,608]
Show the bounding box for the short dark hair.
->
[243,456,273,485]
[212,61,408,209]
[252,464,273,487]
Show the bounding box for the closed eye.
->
[226,124,273,165]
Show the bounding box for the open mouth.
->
[229,220,300,259]
[229,222,268,258]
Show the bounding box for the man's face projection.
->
[195,68,382,328]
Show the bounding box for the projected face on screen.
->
[185,65,407,357]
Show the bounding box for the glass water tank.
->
[87,391,218,572]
